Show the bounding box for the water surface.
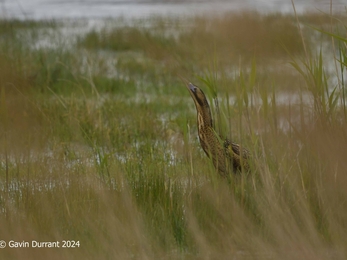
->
[1,0,345,20]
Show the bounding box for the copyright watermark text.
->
[0,240,80,248]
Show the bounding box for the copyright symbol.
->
[0,240,6,248]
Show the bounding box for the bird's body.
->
[186,83,249,176]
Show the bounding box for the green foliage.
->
[290,21,347,123]
[82,26,174,53]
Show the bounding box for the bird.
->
[185,82,250,176]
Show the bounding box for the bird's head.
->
[186,83,213,128]
[186,83,210,108]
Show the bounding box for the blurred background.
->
[1,0,346,20]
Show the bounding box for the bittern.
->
[185,83,250,176]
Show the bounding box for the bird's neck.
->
[197,107,213,130]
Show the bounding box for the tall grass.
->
[0,10,347,259]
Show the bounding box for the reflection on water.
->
[0,0,345,20]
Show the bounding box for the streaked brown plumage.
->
[185,83,249,176]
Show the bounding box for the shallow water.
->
[1,0,345,20]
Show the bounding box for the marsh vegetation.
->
[0,10,347,259]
